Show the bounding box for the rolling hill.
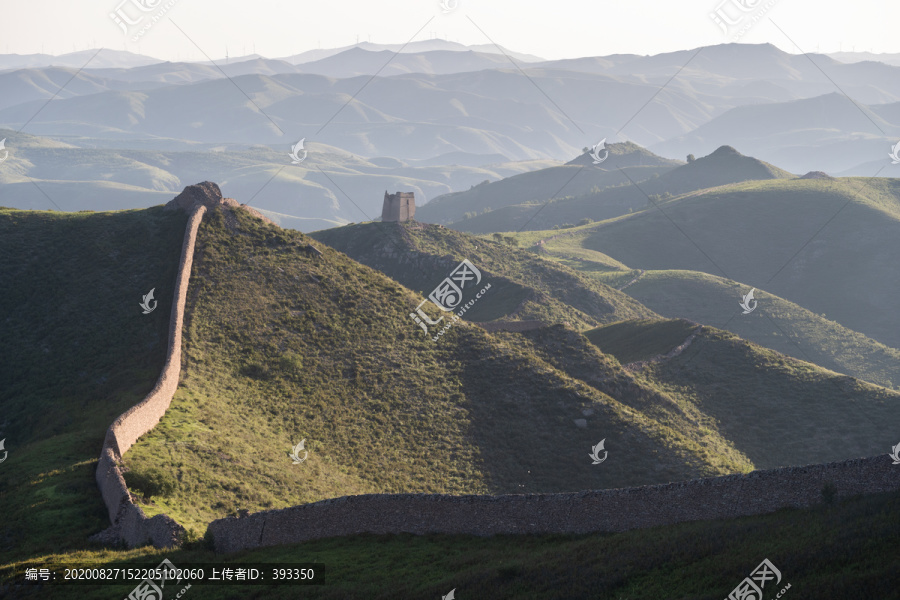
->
[520,222,900,390]
[567,175,900,349]
[587,319,899,469]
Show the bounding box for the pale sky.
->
[0,0,897,62]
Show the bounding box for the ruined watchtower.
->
[381,191,416,222]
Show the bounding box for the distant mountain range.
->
[2,42,900,224]
[0,129,560,230]
[0,40,544,72]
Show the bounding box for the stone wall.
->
[207,454,900,554]
[92,201,207,549]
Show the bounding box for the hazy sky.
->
[0,0,897,61]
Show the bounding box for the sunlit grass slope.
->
[124,208,747,536]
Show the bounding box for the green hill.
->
[311,220,899,470]
[623,269,900,389]
[450,145,795,233]
[512,224,900,389]
[573,176,900,349]
[588,320,899,469]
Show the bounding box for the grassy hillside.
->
[584,318,700,365]
[311,220,655,330]
[507,221,900,389]
[624,270,900,389]
[574,176,900,349]
[628,323,900,469]
[0,206,188,562]
[6,488,899,599]
[451,145,795,233]
[121,207,746,537]
[310,220,900,469]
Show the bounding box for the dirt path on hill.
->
[624,325,703,371]
[617,269,646,291]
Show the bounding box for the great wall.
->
[93,182,900,551]
[208,454,900,554]
[92,182,220,548]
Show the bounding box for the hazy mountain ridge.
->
[418,141,682,224]
[3,43,899,170]
[450,144,793,232]
[2,42,900,226]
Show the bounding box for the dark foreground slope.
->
[0,206,188,561]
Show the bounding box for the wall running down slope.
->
[208,455,900,554]
[92,200,206,548]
